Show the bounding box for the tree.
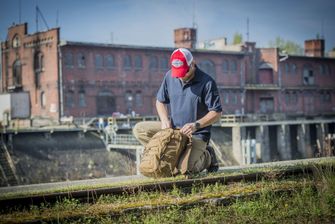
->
[268,36,303,55]
[233,32,243,45]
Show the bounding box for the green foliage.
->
[269,36,303,55]
[233,32,243,44]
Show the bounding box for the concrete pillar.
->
[297,124,313,158]
[277,124,291,160]
[232,126,246,165]
[256,125,270,162]
[316,123,329,155]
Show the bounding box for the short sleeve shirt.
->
[157,66,222,142]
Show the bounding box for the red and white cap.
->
[170,48,193,78]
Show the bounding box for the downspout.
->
[58,40,65,120]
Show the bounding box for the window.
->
[79,88,86,107]
[223,92,229,104]
[95,54,103,69]
[12,35,20,48]
[66,90,75,108]
[77,53,86,68]
[230,60,237,73]
[12,60,22,86]
[198,59,216,79]
[285,63,290,74]
[286,91,298,104]
[159,56,169,70]
[135,91,143,107]
[149,55,158,71]
[222,60,228,73]
[125,90,133,113]
[105,55,115,69]
[123,55,132,70]
[291,63,297,74]
[64,52,73,68]
[134,55,142,70]
[321,91,331,102]
[231,93,238,104]
[41,91,46,108]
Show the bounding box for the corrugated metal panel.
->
[10,92,30,118]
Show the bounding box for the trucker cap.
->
[170,48,193,78]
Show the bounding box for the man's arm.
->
[180,110,221,137]
[156,100,171,129]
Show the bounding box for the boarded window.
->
[303,65,314,85]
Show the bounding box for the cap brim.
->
[171,67,188,78]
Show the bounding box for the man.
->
[133,48,222,174]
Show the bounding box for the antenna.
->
[246,17,250,41]
[321,19,324,39]
[56,9,59,27]
[35,5,50,31]
[192,0,197,28]
[18,0,22,23]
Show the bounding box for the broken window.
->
[303,66,314,85]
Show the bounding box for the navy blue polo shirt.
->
[157,65,222,142]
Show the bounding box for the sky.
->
[0,0,335,51]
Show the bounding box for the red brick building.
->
[1,23,335,124]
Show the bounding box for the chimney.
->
[304,39,325,57]
[174,28,197,49]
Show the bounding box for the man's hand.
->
[180,122,196,138]
[161,119,172,129]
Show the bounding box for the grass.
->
[0,159,334,223]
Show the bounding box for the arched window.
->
[12,60,22,86]
[198,59,216,79]
[64,52,73,67]
[78,87,86,107]
[77,53,86,68]
[134,55,142,70]
[41,91,46,108]
[149,55,158,71]
[105,55,115,69]
[222,60,228,73]
[12,35,20,48]
[123,55,132,70]
[230,60,237,73]
[135,91,143,107]
[95,54,103,69]
[125,90,133,113]
[159,56,169,70]
[66,90,75,108]
[34,51,44,72]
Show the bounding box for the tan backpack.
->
[139,128,190,178]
